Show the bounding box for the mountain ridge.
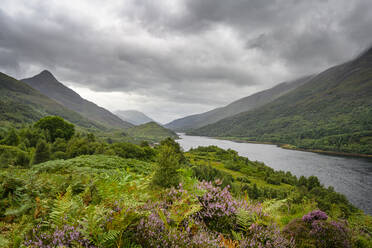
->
[165,75,313,131]
[22,71,133,129]
[115,110,155,125]
[127,121,178,142]
[0,71,102,129]
[189,45,372,155]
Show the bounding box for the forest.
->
[0,116,371,247]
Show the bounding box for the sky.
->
[0,0,371,123]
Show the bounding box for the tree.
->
[32,139,50,165]
[307,176,321,191]
[1,129,19,146]
[298,176,308,188]
[34,116,75,142]
[152,143,182,188]
[159,138,185,164]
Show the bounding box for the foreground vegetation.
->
[0,117,371,247]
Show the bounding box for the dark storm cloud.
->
[128,0,372,74]
[0,0,371,122]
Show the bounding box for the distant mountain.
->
[127,122,178,141]
[22,71,133,129]
[115,110,155,125]
[190,46,372,155]
[165,75,313,131]
[0,72,102,129]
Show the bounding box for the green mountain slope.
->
[165,75,313,131]
[0,72,102,129]
[190,47,372,155]
[115,110,155,125]
[127,122,178,142]
[22,70,133,129]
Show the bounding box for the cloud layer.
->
[1,0,371,123]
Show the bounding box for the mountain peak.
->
[37,70,57,80]
[115,110,155,125]
[354,44,372,61]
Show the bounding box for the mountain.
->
[127,122,178,142]
[22,70,133,129]
[115,110,154,125]
[189,46,372,155]
[165,75,313,131]
[0,72,102,129]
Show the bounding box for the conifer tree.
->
[32,139,50,165]
[153,140,182,188]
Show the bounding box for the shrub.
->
[152,144,181,188]
[1,129,19,146]
[34,116,75,142]
[0,145,30,167]
[302,210,328,222]
[283,210,352,248]
[109,142,146,159]
[192,164,234,188]
[31,139,50,165]
[24,224,93,248]
[240,223,295,248]
[136,185,220,247]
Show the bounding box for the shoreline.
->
[211,136,372,159]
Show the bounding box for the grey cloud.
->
[0,0,371,122]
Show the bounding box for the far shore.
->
[205,136,372,159]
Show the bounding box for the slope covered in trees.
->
[22,70,133,129]
[165,76,313,131]
[127,122,179,142]
[190,47,372,155]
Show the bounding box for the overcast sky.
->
[1,0,372,123]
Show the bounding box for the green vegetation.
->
[152,138,183,188]
[165,75,312,131]
[127,122,179,142]
[34,116,75,142]
[189,48,372,155]
[0,72,102,129]
[0,71,177,144]
[0,117,371,247]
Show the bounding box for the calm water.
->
[177,133,372,215]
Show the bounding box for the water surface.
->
[177,133,372,215]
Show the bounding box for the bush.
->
[109,142,146,159]
[192,164,234,188]
[152,144,181,188]
[1,129,19,146]
[0,145,30,167]
[32,139,50,165]
[35,116,75,142]
[66,137,104,158]
[283,210,352,248]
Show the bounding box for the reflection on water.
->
[177,133,372,215]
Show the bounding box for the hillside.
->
[127,122,178,142]
[115,110,155,125]
[190,47,372,155]
[22,70,133,129]
[0,72,101,129]
[1,126,370,247]
[165,75,313,131]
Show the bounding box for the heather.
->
[0,118,371,247]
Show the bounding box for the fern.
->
[49,186,73,227]
[100,229,120,247]
[157,209,170,231]
[236,208,258,233]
